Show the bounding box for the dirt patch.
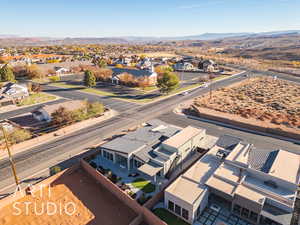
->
[0,168,137,225]
[188,77,300,134]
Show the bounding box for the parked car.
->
[210,204,221,212]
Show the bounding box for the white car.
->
[210,204,221,212]
[202,83,209,88]
[179,91,189,96]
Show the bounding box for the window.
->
[241,208,249,218]
[233,204,241,215]
[250,211,258,222]
[168,201,174,211]
[182,208,189,220]
[103,151,113,161]
[175,204,181,215]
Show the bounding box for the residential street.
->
[0,71,299,196]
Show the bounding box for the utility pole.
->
[209,76,213,100]
[1,126,20,189]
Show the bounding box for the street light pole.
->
[1,126,20,189]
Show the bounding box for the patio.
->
[196,195,254,225]
[90,154,159,203]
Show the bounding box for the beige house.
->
[164,135,300,225]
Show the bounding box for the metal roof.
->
[215,135,243,150]
[101,137,146,155]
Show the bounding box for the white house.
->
[54,66,69,75]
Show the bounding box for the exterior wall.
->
[81,159,167,225]
[164,190,194,224]
[209,187,233,202]
[233,195,263,214]
[192,189,209,222]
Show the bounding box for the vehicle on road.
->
[179,91,189,96]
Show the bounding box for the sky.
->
[0,0,299,37]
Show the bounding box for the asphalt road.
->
[42,84,140,112]
[157,113,300,153]
[0,71,299,194]
[0,98,68,120]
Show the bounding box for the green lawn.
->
[131,178,156,193]
[17,92,57,106]
[153,208,190,225]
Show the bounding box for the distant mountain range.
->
[0,30,300,46]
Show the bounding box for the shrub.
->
[49,75,60,82]
[87,102,104,117]
[31,83,42,93]
[50,166,61,175]
[8,128,32,144]
[51,106,74,126]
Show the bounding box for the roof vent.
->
[216,149,230,159]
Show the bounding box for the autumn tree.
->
[94,68,113,81]
[12,65,27,78]
[155,65,173,75]
[137,76,150,89]
[83,70,96,87]
[97,59,107,68]
[156,72,179,94]
[51,107,74,126]
[0,64,15,82]
[26,64,45,80]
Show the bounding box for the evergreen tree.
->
[83,70,96,87]
[0,64,15,82]
[156,71,179,94]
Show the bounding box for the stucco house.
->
[32,100,85,122]
[0,82,29,106]
[97,119,212,182]
[164,135,299,225]
[173,62,195,71]
[199,59,218,72]
[111,66,158,86]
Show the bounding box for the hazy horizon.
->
[1,0,299,38]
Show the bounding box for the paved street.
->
[0,98,68,120]
[42,84,140,112]
[157,113,300,154]
[0,71,299,196]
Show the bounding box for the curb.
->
[174,109,300,145]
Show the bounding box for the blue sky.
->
[1,0,299,37]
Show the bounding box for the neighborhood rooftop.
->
[165,134,300,225]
